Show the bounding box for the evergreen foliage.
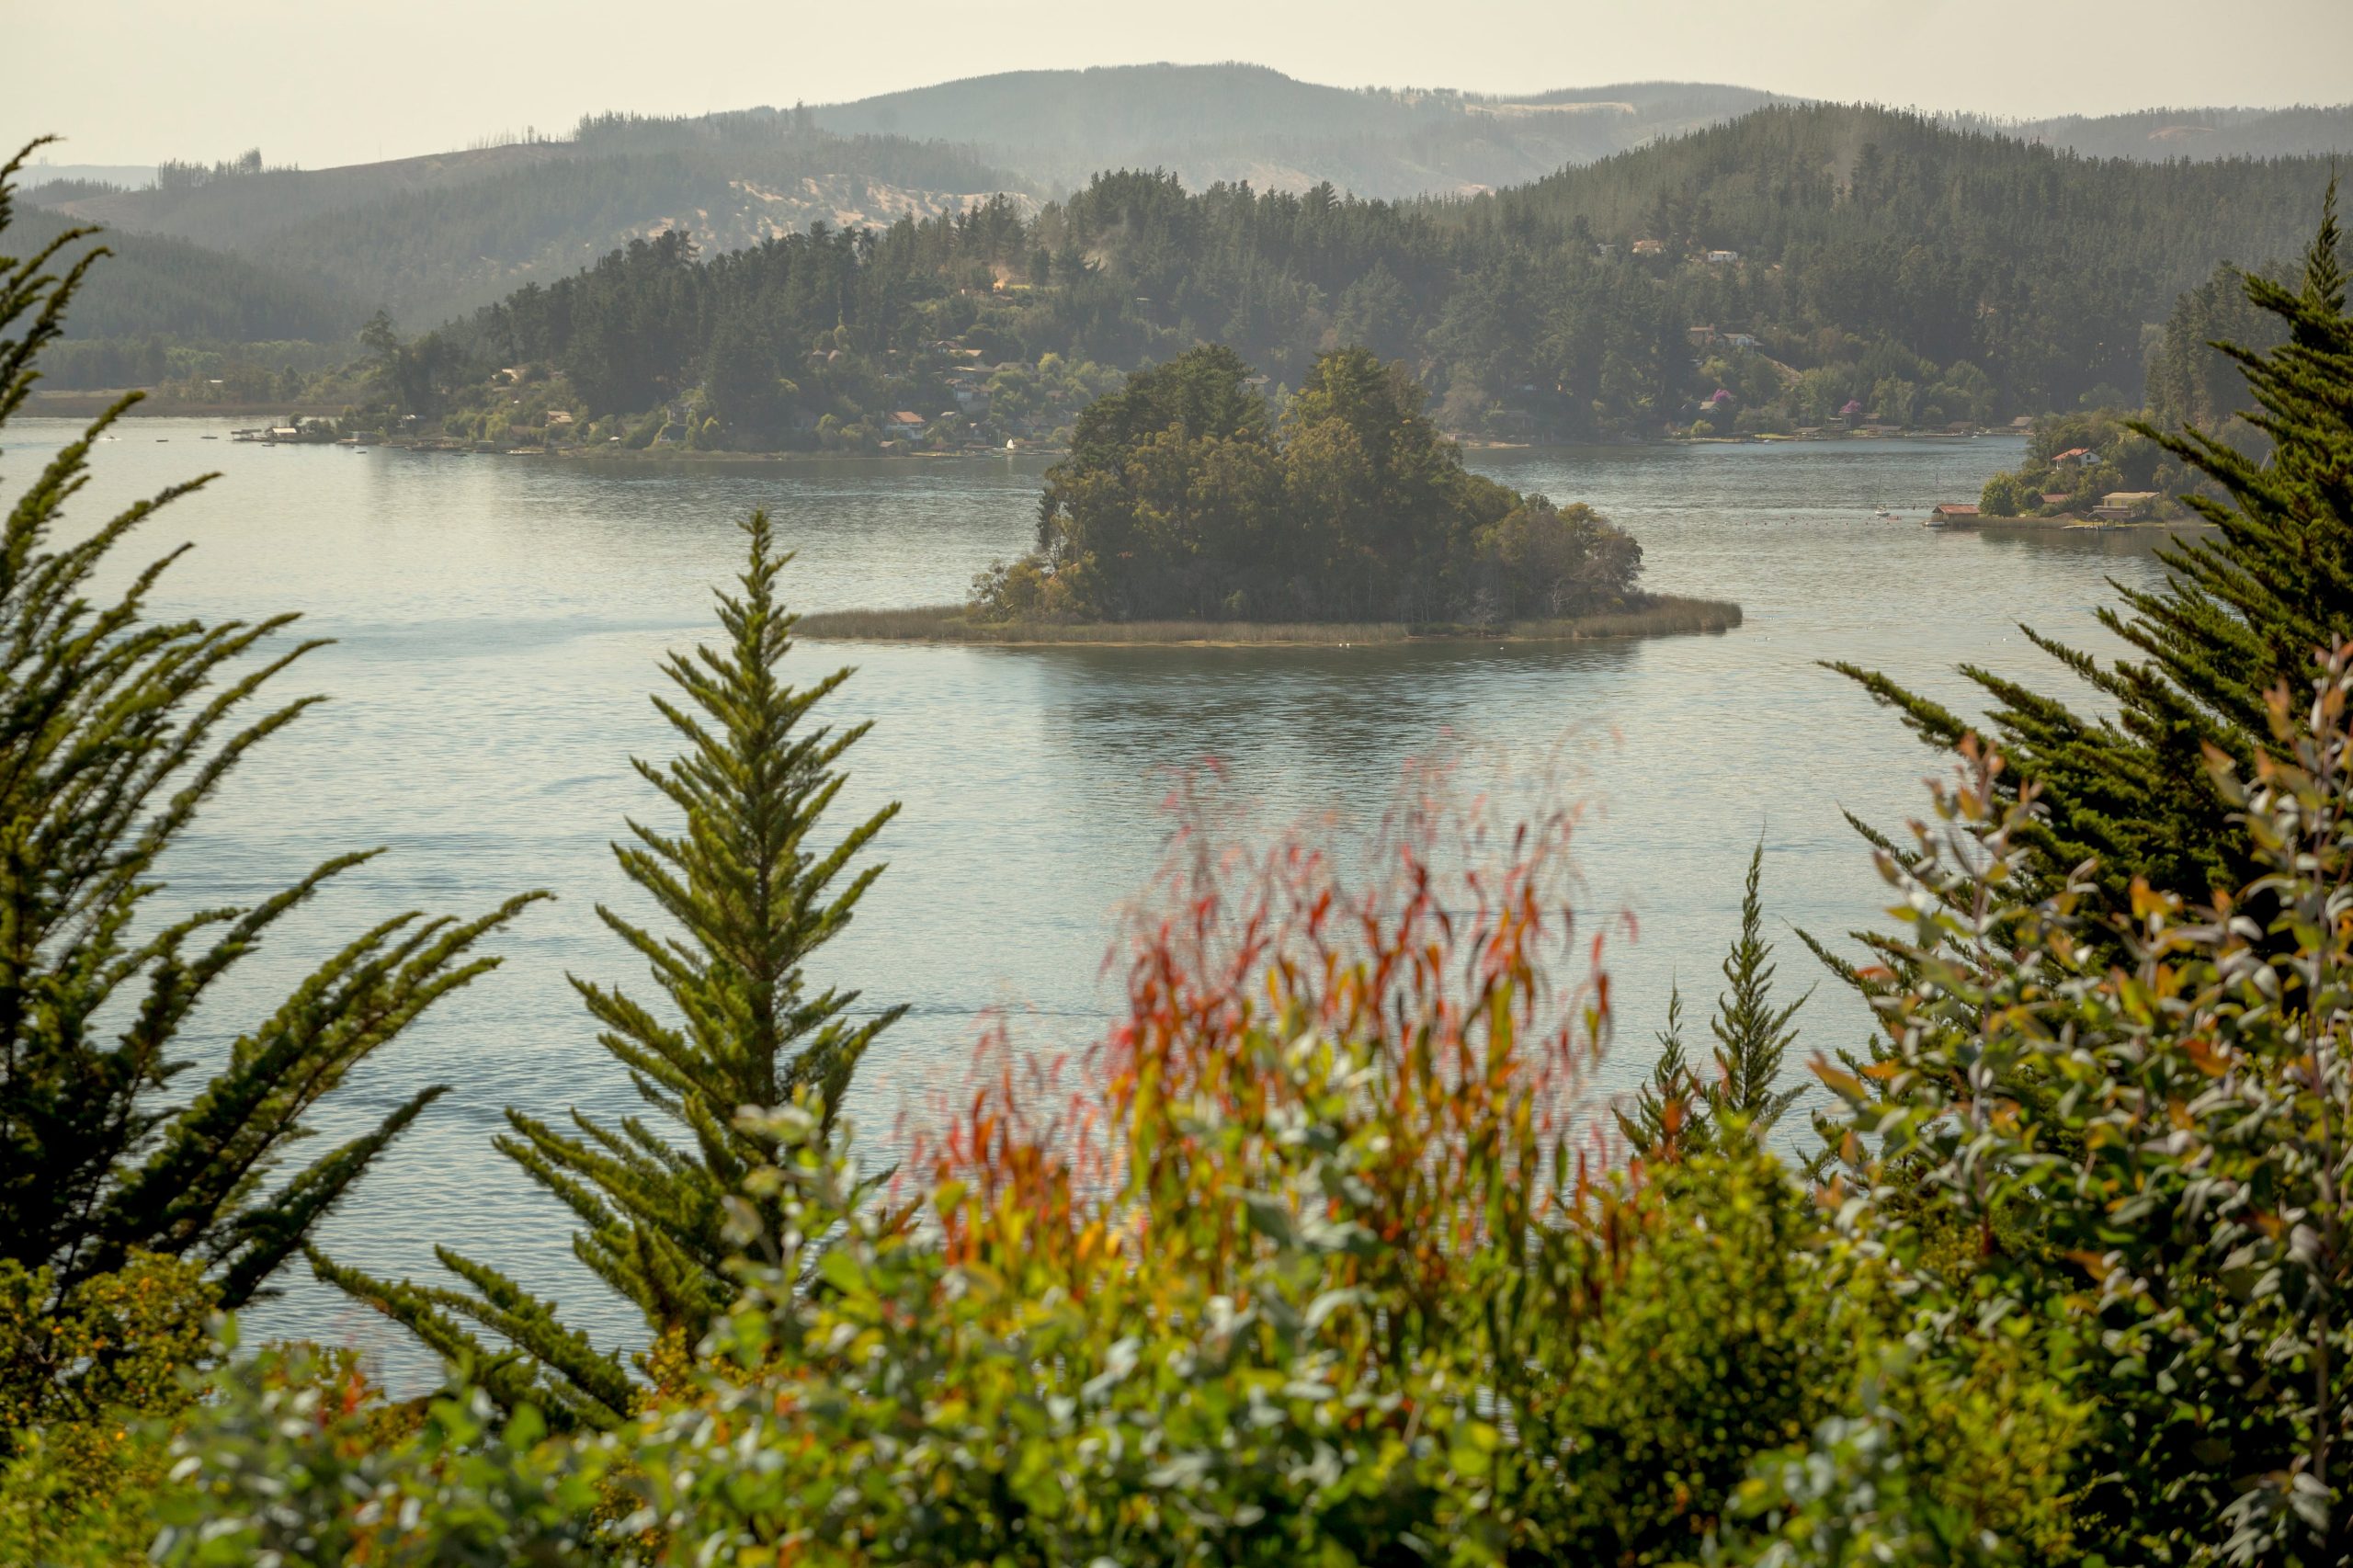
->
[0,139,540,1428]
[319,511,904,1429]
[1616,985,1698,1157]
[974,344,1643,624]
[394,105,2336,451]
[14,205,360,346]
[1835,184,2353,920]
[1808,671,2353,1563]
[1708,842,1807,1135]
[1619,843,1805,1157]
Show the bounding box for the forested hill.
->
[808,64,1788,198]
[1948,102,2353,161]
[35,114,1024,327]
[14,206,361,345]
[1465,103,2334,410]
[407,102,2340,451]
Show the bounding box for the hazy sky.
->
[16,0,2353,169]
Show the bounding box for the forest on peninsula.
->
[28,100,2344,455]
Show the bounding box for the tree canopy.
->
[974,345,1643,624]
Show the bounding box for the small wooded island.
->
[798,346,1740,645]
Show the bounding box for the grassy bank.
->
[795,596,1742,647]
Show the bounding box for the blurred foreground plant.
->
[1791,643,2353,1564]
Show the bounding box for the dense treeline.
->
[401,103,2339,449]
[15,207,358,347]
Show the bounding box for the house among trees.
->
[1707,249,1741,263]
[1631,237,1666,256]
[1930,502,1981,524]
[2052,446,2099,468]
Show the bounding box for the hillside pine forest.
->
[23,92,2349,452]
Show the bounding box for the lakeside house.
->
[2052,447,2100,469]
[2040,491,2073,507]
[888,411,926,432]
[1930,503,1982,525]
[2092,490,2163,521]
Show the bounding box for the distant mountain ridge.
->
[22,64,2353,357]
[35,115,1027,328]
[1945,103,2353,161]
[808,64,1792,196]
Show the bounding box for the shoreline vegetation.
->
[795,595,1742,646]
[28,387,2030,449]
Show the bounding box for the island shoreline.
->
[795,596,1742,648]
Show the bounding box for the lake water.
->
[7,420,2185,1384]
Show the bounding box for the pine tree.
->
[1834,184,2353,920]
[319,511,904,1429]
[1615,984,1705,1158]
[1619,845,1806,1155]
[0,139,540,1430]
[1706,841,1806,1137]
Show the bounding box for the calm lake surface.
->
[8,420,2186,1382]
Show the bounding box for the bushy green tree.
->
[320,511,904,1429]
[994,344,1643,624]
[1813,652,2353,1563]
[0,139,539,1438]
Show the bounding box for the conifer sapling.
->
[319,511,904,1428]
